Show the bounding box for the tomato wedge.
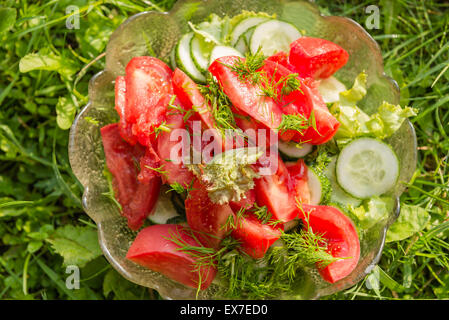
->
[294,80,340,145]
[285,159,311,204]
[231,214,283,259]
[266,51,298,73]
[156,108,195,187]
[115,76,137,145]
[289,37,349,79]
[125,56,173,146]
[185,179,235,248]
[254,153,297,223]
[229,188,256,212]
[100,123,161,230]
[126,224,217,290]
[298,204,360,283]
[172,68,224,151]
[209,56,283,130]
[259,60,314,142]
[137,145,161,184]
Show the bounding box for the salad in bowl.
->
[69,0,417,300]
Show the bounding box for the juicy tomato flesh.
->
[185,179,235,248]
[289,37,349,79]
[172,68,224,151]
[255,152,298,223]
[156,107,195,187]
[259,59,314,142]
[231,214,283,259]
[285,159,311,204]
[293,79,340,145]
[124,56,173,146]
[126,224,217,290]
[298,204,360,283]
[266,51,298,73]
[229,188,256,212]
[209,56,283,130]
[100,123,161,230]
[115,76,137,145]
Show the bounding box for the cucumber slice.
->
[175,32,206,83]
[209,45,244,65]
[326,157,362,207]
[169,47,177,70]
[336,138,399,199]
[234,25,260,54]
[230,16,271,47]
[279,141,313,160]
[307,166,331,205]
[250,20,301,56]
[190,35,215,73]
[148,190,180,225]
[318,76,347,104]
[234,36,248,55]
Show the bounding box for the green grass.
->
[0,0,447,300]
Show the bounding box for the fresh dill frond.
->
[167,94,195,122]
[144,164,168,177]
[166,182,187,194]
[277,113,310,134]
[153,121,172,138]
[248,203,282,226]
[223,48,266,84]
[102,167,122,212]
[281,73,302,96]
[280,229,339,279]
[198,74,237,135]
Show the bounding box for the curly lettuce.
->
[330,71,417,143]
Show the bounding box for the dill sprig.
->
[144,164,168,178]
[167,94,195,122]
[166,179,195,194]
[280,228,339,279]
[277,113,310,134]
[249,204,283,227]
[102,167,122,212]
[223,48,266,84]
[198,74,237,135]
[153,120,172,138]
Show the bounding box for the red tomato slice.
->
[100,123,161,230]
[285,159,311,204]
[115,76,137,145]
[298,204,360,283]
[137,145,162,184]
[254,153,297,223]
[229,188,256,212]
[258,60,314,142]
[172,68,224,151]
[156,108,195,187]
[185,179,235,248]
[233,112,275,149]
[231,214,282,259]
[266,51,298,73]
[289,37,349,79]
[209,56,283,130]
[125,56,173,146]
[126,224,217,290]
[294,80,340,145]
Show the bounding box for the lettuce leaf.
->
[188,14,228,45]
[350,197,394,229]
[330,71,417,142]
[366,102,417,139]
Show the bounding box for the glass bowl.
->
[68,0,417,300]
